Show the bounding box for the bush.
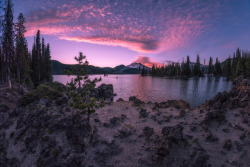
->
[19,84,63,106]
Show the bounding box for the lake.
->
[53,75,232,108]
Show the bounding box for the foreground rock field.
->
[0,77,249,167]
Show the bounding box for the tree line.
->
[0,0,52,89]
[150,48,250,78]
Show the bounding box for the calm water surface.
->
[53,75,232,108]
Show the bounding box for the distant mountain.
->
[127,63,151,70]
[51,60,149,75]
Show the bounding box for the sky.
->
[10,0,250,67]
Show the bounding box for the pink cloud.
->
[60,36,159,53]
[133,56,163,68]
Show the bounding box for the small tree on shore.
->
[66,52,104,125]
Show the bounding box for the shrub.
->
[19,84,63,106]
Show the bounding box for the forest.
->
[149,48,250,78]
[0,0,52,89]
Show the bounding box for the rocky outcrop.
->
[155,100,190,109]
[98,84,114,100]
[0,76,249,167]
[203,76,250,109]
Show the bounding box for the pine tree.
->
[44,43,52,82]
[193,54,201,76]
[226,56,231,77]
[66,52,104,124]
[15,13,30,85]
[208,57,213,75]
[214,57,222,76]
[2,0,14,89]
[186,56,191,77]
[152,64,155,75]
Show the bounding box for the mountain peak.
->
[127,63,151,69]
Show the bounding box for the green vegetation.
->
[19,84,62,106]
[151,48,250,78]
[66,52,104,124]
[0,0,53,88]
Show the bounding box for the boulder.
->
[162,125,184,144]
[55,96,68,106]
[139,109,148,118]
[156,100,190,109]
[115,124,136,138]
[203,110,226,125]
[129,96,144,106]
[223,139,232,151]
[143,126,154,137]
[98,84,114,100]
[116,98,124,102]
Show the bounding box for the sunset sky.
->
[12,0,250,67]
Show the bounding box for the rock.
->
[139,109,148,118]
[223,139,232,151]
[203,110,226,125]
[95,140,123,166]
[162,125,184,144]
[109,117,121,127]
[165,100,190,109]
[0,104,9,113]
[163,115,172,122]
[186,146,210,167]
[39,98,49,106]
[115,124,136,138]
[0,113,9,129]
[55,96,68,106]
[129,96,144,106]
[98,84,114,100]
[94,118,100,122]
[205,131,218,143]
[234,123,244,131]
[66,125,91,153]
[178,110,186,118]
[24,135,38,152]
[143,126,154,137]
[234,141,243,152]
[233,75,244,85]
[116,98,124,102]
[120,114,127,121]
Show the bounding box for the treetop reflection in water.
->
[53,75,232,108]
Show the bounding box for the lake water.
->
[53,75,232,108]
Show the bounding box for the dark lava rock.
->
[223,139,232,151]
[115,124,136,138]
[205,131,218,143]
[178,110,186,118]
[94,118,100,122]
[116,98,124,102]
[98,84,114,99]
[66,125,91,153]
[185,146,210,167]
[234,141,243,152]
[203,110,226,125]
[139,109,148,118]
[143,126,154,137]
[162,125,184,144]
[55,96,68,106]
[0,104,9,113]
[129,96,144,106]
[166,100,190,109]
[95,140,123,166]
[25,135,38,152]
[0,113,9,128]
[109,117,121,127]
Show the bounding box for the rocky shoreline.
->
[0,77,249,167]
